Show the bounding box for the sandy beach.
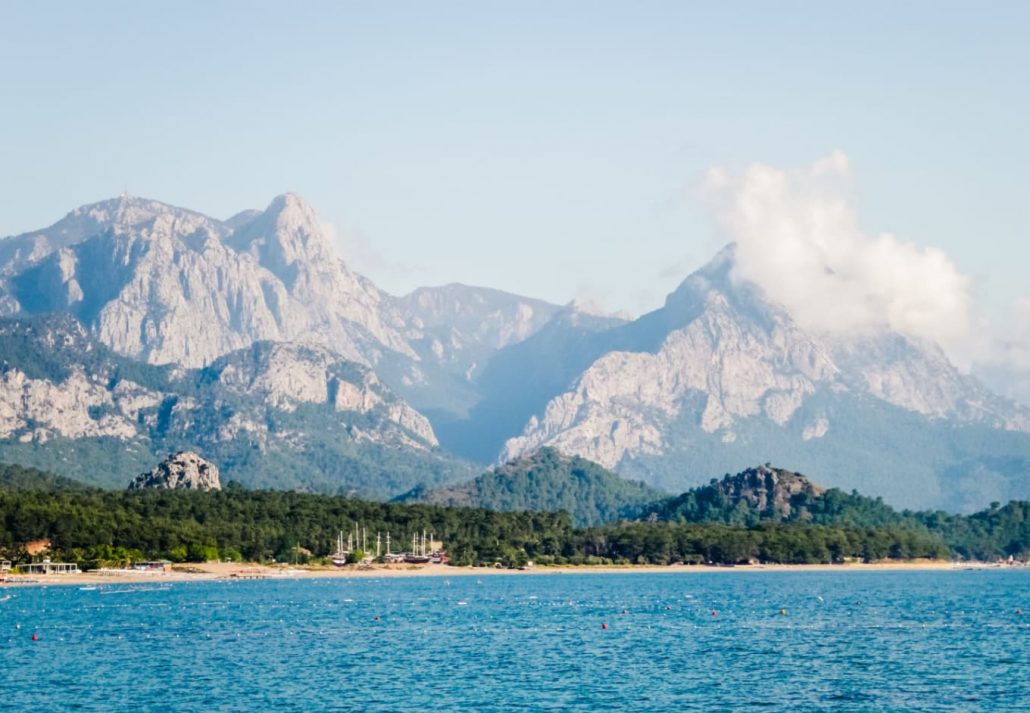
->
[1,559,1012,589]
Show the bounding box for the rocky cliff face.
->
[0,195,560,388]
[0,315,469,494]
[3,194,416,368]
[129,451,221,491]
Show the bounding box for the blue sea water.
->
[0,570,1027,712]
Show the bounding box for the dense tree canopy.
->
[1,460,1025,568]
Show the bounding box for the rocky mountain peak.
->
[228,193,339,288]
[128,451,221,491]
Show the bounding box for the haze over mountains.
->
[0,193,1028,511]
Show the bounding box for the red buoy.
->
[31,633,38,641]
[601,622,608,630]
[711,610,717,616]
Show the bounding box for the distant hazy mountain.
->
[0,315,471,494]
[425,300,629,461]
[501,247,1030,511]
[397,447,664,527]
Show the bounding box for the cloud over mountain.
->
[703,151,974,351]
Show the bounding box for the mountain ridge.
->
[1,194,1028,511]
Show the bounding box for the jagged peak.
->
[225,192,340,286]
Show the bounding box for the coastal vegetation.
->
[0,463,1026,569]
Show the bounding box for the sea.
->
[0,570,1027,712]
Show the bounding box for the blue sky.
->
[1,1,1027,319]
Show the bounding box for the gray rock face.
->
[1,194,413,368]
[503,247,1030,470]
[0,195,559,387]
[129,451,221,491]
[497,247,1030,510]
[0,315,440,463]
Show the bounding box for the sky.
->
[1,1,1029,391]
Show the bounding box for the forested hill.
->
[647,464,903,527]
[396,447,665,526]
[0,462,93,492]
[646,464,1030,561]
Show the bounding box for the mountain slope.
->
[397,447,664,527]
[0,195,564,394]
[501,247,1030,511]
[425,301,628,461]
[3,194,415,368]
[0,315,472,494]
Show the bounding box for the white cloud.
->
[702,151,974,350]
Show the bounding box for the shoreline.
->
[1,559,1021,589]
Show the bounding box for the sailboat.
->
[331,531,348,567]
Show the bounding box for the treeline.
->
[567,522,949,565]
[0,480,958,569]
[0,482,570,569]
[0,462,1025,569]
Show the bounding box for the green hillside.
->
[397,447,665,526]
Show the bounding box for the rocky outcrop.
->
[709,464,824,519]
[129,451,221,491]
[209,341,437,446]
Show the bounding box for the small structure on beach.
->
[132,560,172,572]
[17,558,80,575]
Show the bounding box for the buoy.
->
[711,610,717,616]
[780,609,787,616]
[374,616,380,621]
[602,622,608,630]
[31,633,38,641]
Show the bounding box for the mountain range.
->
[0,193,1028,511]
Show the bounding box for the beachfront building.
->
[132,560,172,572]
[16,559,81,575]
[0,560,10,573]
